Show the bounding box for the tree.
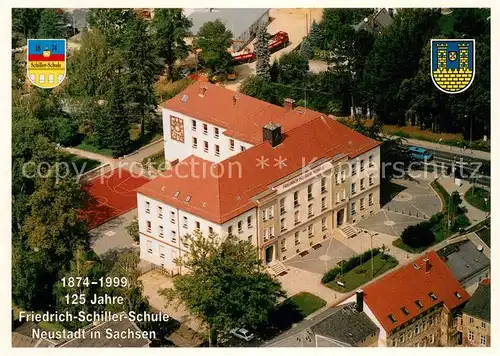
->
[38,9,66,39]
[152,9,192,80]
[320,8,373,49]
[299,37,314,59]
[401,221,435,248]
[86,8,135,47]
[254,25,271,80]
[449,191,462,217]
[121,14,158,137]
[94,80,131,157]
[277,52,309,85]
[194,20,233,73]
[127,217,140,243]
[52,117,80,146]
[68,30,124,99]
[12,8,43,41]
[160,232,285,346]
[239,75,281,105]
[308,20,323,49]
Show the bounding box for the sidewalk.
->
[437,176,488,224]
[63,146,116,165]
[404,137,490,161]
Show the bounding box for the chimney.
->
[232,94,239,106]
[356,289,364,312]
[199,85,208,97]
[283,98,295,111]
[423,258,431,273]
[263,122,282,147]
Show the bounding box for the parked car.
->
[230,328,255,342]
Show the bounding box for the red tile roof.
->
[137,115,380,224]
[362,251,470,333]
[160,82,321,144]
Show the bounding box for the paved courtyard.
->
[356,177,441,237]
[284,238,356,275]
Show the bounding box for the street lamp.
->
[363,230,379,279]
[484,197,489,219]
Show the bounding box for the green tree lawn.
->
[325,254,398,292]
[288,292,326,317]
[464,187,490,212]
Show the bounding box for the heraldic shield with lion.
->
[431,39,475,94]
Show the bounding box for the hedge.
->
[321,248,381,284]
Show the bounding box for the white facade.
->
[163,108,253,164]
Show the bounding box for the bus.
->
[408,146,433,161]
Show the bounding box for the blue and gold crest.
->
[431,39,475,94]
[27,39,66,89]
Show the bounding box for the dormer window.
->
[388,314,397,323]
[429,292,438,301]
[415,300,423,309]
[454,292,462,299]
[401,307,410,316]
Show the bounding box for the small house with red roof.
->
[339,251,470,347]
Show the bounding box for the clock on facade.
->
[170,116,185,143]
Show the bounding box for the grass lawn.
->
[325,254,398,292]
[392,238,436,254]
[76,142,114,157]
[288,292,326,317]
[142,150,169,171]
[476,226,491,248]
[464,187,490,212]
[430,180,449,212]
[39,321,65,332]
[64,154,101,173]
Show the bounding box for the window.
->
[341,170,346,182]
[335,173,339,185]
[360,198,365,211]
[369,174,374,186]
[159,225,164,237]
[321,196,327,210]
[248,235,252,244]
[183,216,188,228]
[415,324,420,335]
[351,202,356,215]
[399,334,404,343]
[369,193,373,206]
[294,231,300,245]
[360,178,365,190]
[146,220,151,233]
[215,144,220,156]
[269,225,274,237]
[369,155,373,167]
[145,201,150,213]
[229,139,235,151]
[429,292,438,301]
[351,163,356,176]
[214,127,219,138]
[294,191,299,207]
[157,206,163,218]
[454,291,462,299]
[238,221,243,233]
[204,141,208,153]
[280,218,286,232]
[262,209,268,221]
[192,137,198,149]
[468,330,474,341]
[321,178,327,193]
[401,307,409,316]
[351,183,356,195]
[388,314,397,323]
[407,330,413,339]
[322,217,327,231]
[228,225,233,235]
[269,206,274,218]
[481,321,486,328]
[247,216,252,228]
[308,224,313,237]
[480,335,486,346]
[195,221,201,230]
[307,184,313,200]
[170,211,175,223]
[241,146,246,152]
[280,198,286,214]
[360,159,365,172]
[308,204,313,218]
[263,228,268,241]
[171,230,177,243]
[147,240,152,253]
[159,245,165,259]
[336,192,340,203]
[281,238,287,251]
[203,123,208,135]
[294,211,300,225]
[209,226,214,234]
[415,300,423,309]
[192,120,197,131]
[430,334,435,344]
[469,317,474,324]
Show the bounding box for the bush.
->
[126,217,140,243]
[52,117,81,146]
[321,248,381,284]
[401,221,435,248]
